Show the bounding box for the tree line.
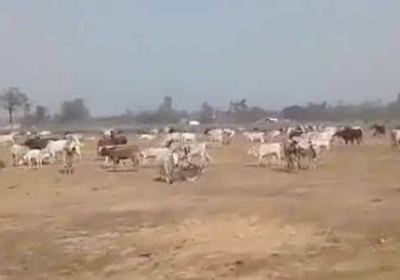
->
[1,86,400,127]
[0,87,90,127]
[281,94,400,122]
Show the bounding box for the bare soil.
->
[1,137,400,280]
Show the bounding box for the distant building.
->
[160,96,173,111]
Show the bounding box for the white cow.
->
[156,149,180,184]
[161,133,182,147]
[0,134,15,145]
[391,129,400,147]
[310,139,331,153]
[189,120,200,126]
[243,132,265,143]
[101,128,113,137]
[182,142,211,165]
[161,132,197,147]
[10,144,29,166]
[138,147,169,165]
[208,129,223,143]
[23,149,51,169]
[266,130,281,140]
[45,139,82,163]
[181,133,197,143]
[139,134,156,141]
[223,128,235,140]
[248,143,282,166]
[38,131,51,137]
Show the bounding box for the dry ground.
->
[1,136,400,280]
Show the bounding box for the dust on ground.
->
[1,137,400,280]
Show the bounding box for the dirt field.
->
[1,137,400,280]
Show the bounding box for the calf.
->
[23,149,51,169]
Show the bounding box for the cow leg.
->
[113,158,118,170]
[309,158,316,170]
[297,156,302,170]
[258,155,263,166]
[103,156,109,169]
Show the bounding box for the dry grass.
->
[0,136,400,279]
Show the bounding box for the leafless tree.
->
[0,87,29,125]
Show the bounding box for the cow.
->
[23,137,58,150]
[284,139,317,171]
[334,127,363,145]
[391,129,400,147]
[60,143,81,175]
[38,131,51,137]
[138,134,156,141]
[97,134,128,155]
[181,142,211,167]
[289,129,304,139]
[138,147,169,165]
[310,139,332,153]
[44,139,82,163]
[248,143,282,166]
[156,149,180,184]
[189,120,200,126]
[243,132,265,143]
[161,132,197,147]
[23,149,52,169]
[284,140,301,172]
[10,144,29,166]
[0,133,16,145]
[370,124,386,138]
[181,133,197,143]
[100,144,140,169]
[297,140,318,170]
[156,147,203,184]
[266,130,282,140]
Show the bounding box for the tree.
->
[281,105,309,120]
[59,98,90,122]
[198,102,214,123]
[229,99,248,113]
[34,105,50,123]
[0,87,29,125]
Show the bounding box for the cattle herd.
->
[0,123,399,183]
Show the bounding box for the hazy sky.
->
[1,0,400,116]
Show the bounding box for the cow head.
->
[247,146,258,157]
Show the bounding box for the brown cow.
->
[97,134,128,155]
[100,144,139,169]
[24,137,59,150]
[334,127,363,145]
